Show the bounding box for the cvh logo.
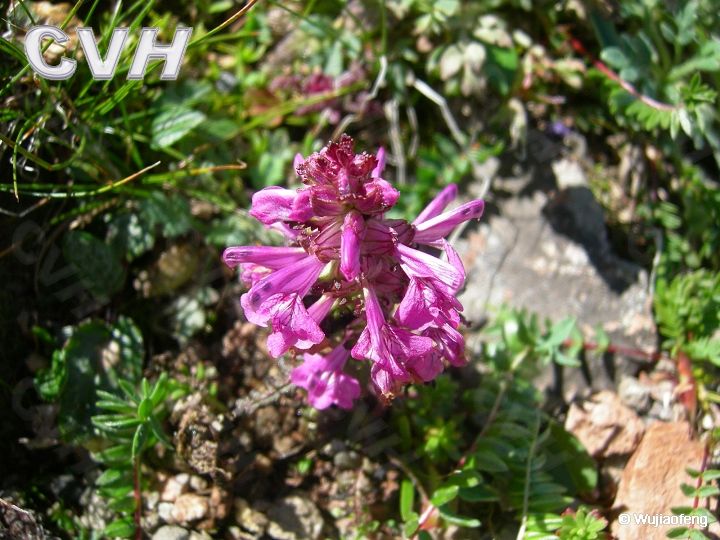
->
[24,26,193,80]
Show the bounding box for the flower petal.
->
[249,186,313,225]
[355,178,400,214]
[372,147,386,177]
[248,186,295,225]
[291,345,360,410]
[309,184,345,216]
[394,277,461,330]
[396,243,464,291]
[413,199,484,244]
[223,246,308,269]
[413,184,458,224]
[240,256,325,325]
[340,211,365,280]
[440,239,466,293]
[293,152,305,171]
[266,294,325,357]
[407,351,444,382]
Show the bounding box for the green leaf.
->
[402,515,419,538]
[103,518,135,538]
[151,108,206,149]
[554,351,581,367]
[62,231,125,300]
[439,44,464,80]
[549,317,576,346]
[594,326,610,354]
[96,400,136,414]
[56,323,114,441]
[137,397,153,421]
[473,449,509,472]
[109,495,137,513]
[324,40,343,77]
[697,485,720,498]
[544,420,598,494]
[107,212,155,261]
[139,192,192,238]
[431,484,459,507]
[483,44,518,96]
[150,372,169,406]
[149,416,173,449]
[132,423,149,460]
[437,505,481,528]
[687,530,710,540]
[400,479,415,522]
[600,46,629,69]
[94,444,133,466]
[169,287,219,344]
[110,316,144,385]
[99,484,134,500]
[96,468,129,487]
[35,349,67,401]
[459,484,499,502]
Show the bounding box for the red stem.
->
[134,458,142,540]
[567,35,676,112]
[563,338,667,363]
[691,444,710,528]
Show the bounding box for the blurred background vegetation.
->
[1,0,719,539]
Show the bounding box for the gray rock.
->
[234,498,268,538]
[152,525,190,540]
[158,502,175,523]
[319,438,346,457]
[457,163,655,398]
[333,450,362,471]
[618,376,652,413]
[266,494,324,540]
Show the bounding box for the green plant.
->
[589,1,720,166]
[667,463,720,539]
[556,507,609,540]
[393,307,601,537]
[92,373,182,538]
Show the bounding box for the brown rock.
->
[612,422,710,540]
[170,494,209,524]
[565,390,645,458]
[160,474,189,502]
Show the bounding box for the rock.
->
[552,157,586,189]
[169,494,209,524]
[266,494,324,540]
[188,475,208,492]
[611,422,716,540]
[457,187,654,348]
[565,390,645,459]
[158,502,175,523]
[457,162,655,399]
[234,498,268,538]
[618,376,652,414]
[320,439,346,457]
[152,525,190,540]
[161,474,189,502]
[77,486,113,532]
[333,451,362,471]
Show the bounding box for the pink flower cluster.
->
[269,66,376,123]
[223,135,484,409]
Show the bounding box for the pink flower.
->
[224,135,484,408]
[291,344,361,409]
